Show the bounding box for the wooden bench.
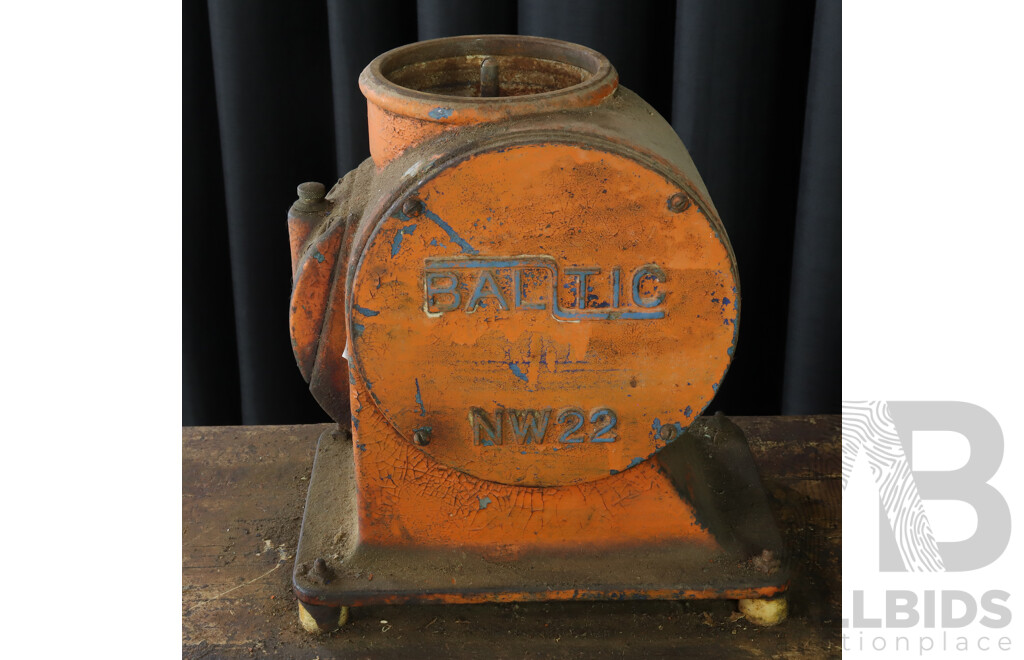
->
[183,415,840,658]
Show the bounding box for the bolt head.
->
[659,425,676,442]
[403,197,424,217]
[309,557,333,585]
[412,429,430,446]
[667,192,691,213]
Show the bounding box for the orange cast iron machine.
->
[288,35,789,633]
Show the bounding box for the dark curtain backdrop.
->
[183,0,841,426]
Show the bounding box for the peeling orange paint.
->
[349,144,738,487]
[288,35,783,607]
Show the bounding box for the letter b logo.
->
[843,401,1011,572]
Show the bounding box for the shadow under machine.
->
[285,35,789,633]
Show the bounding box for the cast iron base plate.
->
[293,415,789,608]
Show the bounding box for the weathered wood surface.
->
[183,416,840,658]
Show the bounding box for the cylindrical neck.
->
[358,34,619,167]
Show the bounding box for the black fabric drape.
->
[781,0,841,414]
[672,0,818,414]
[183,0,840,425]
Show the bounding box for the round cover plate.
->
[349,143,738,486]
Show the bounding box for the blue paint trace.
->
[565,268,599,310]
[590,408,617,442]
[632,265,667,308]
[352,322,365,338]
[684,405,693,417]
[467,270,509,311]
[508,362,528,382]
[313,251,325,263]
[425,271,461,312]
[557,409,586,443]
[391,223,417,257]
[423,209,477,254]
[356,443,366,452]
[478,496,492,510]
[353,303,380,317]
[626,456,645,469]
[513,269,544,310]
[414,378,426,417]
[429,107,454,119]
[423,257,664,320]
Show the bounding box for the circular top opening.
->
[359,35,618,124]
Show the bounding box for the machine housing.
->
[287,35,788,632]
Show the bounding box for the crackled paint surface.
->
[348,143,739,487]
[286,37,785,597]
[351,392,720,556]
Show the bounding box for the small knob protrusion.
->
[298,181,326,201]
[294,181,328,212]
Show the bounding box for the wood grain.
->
[183,416,840,658]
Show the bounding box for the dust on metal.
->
[293,181,328,213]
[286,34,785,628]
[308,557,334,585]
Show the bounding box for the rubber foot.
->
[738,596,788,627]
[298,601,350,634]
